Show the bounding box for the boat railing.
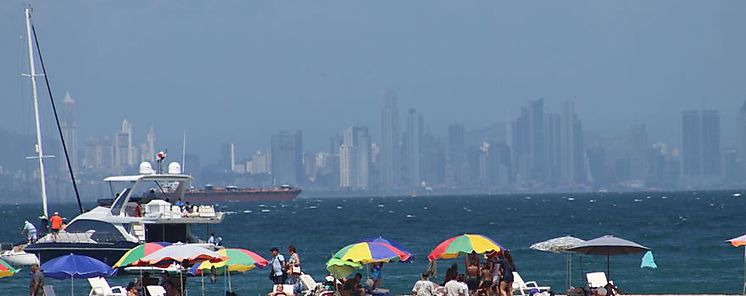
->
[123,202,219,219]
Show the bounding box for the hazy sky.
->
[1,1,744,161]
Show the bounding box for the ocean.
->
[1,190,744,295]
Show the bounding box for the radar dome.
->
[168,162,182,174]
[139,162,155,175]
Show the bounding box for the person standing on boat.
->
[22,220,37,243]
[29,263,44,296]
[49,212,63,241]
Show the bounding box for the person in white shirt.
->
[412,273,435,296]
[22,220,37,243]
[457,274,470,296]
[445,276,466,296]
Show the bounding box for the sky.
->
[1,1,744,162]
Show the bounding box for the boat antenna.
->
[23,6,50,219]
[28,7,85,214]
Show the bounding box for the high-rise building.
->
[145,126,156,162]
[681,110,701,177]
[544,113,561,186]
[248,151,270,174]
[403,109,424,188]
[701,110,721,176]
[60,91,78,172]
[681,110,721,178]
[447,123,466,185]
[738,101,746,160]
[271,130,303,185]
[528,98,546,183]
[114,119,134,171]
[339,126,371,189]
[83,136,114,171]
[422,132,446,187]
[220,143,236,173]
[559,100,584,185]
[510,109,530,184]
[628,124,649,182]
[380,90,400,189]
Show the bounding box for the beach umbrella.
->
[190,248,269,275]
[568,235,650,277]
[428,234,504,261]
[333,242,411,264]
[0,258,19,278]
[326,258,363,279]
[134,244,225,266]
[727,234,746,294]
[113,242,171,268]
[41,253,115,296]
[530,236,586,289]
[362,236,414,262]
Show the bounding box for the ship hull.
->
[185,189,301,203]
[25,241,138,266]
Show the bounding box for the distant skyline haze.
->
[0,1,744,161]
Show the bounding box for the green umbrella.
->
[326,258,362,279]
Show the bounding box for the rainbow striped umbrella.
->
[0,259,18,278]
[428,234,504,261]
[113,242,171,268]
[333,242,411,264]
[190,248,268,275]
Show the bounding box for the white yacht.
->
[26,162,225,266]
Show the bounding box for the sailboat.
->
[0,7,48,267]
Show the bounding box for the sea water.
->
[1,190,744,295]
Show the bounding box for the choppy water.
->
[1,190,745,295]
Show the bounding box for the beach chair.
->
[146,285,167,296]
[586,272,609,288]
[43,285,57,296]
[300,274,323,295]
[88,276,126,296]
[512,272,551,296]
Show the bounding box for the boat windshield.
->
[108,178,187,215]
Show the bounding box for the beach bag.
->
[290,265,301,275]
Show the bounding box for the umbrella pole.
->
[228,269,232,292]
[71,275,73,296]
[742,247,745,295]
[202,272,205,296]
[566,253,571,289]
[606,255,610,280]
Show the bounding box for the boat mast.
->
[24,7,49,219]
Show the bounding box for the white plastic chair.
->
[43,285,56,296]
[512,272,551,296]
[586,272,608,288]
[146,285,167,296]
[88,277,126,296]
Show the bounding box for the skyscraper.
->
[219,143,236,173]
[559,100,584,185]
[380,90,399,189]
[528,98,546,183]
[145,126,156,162]
[681,110,701,176]
[738,101,746,160]
[628,124,649,182]
[114,119,134,171]
[403,109,424,188]
[60,91,78,172]
[271,130,303,185]
[339,126,371,189]
[681,110,721,178]
[544,113,561,186]
[447,123,466,185]
[701,110,721,176]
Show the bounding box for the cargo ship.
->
[185,184,301,202]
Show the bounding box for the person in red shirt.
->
[50,212,63,240]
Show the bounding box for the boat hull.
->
[185,189,301,202]
[0,250,39,266]
[25,241,138,266]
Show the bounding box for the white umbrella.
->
[530,236,585,288]
[136,244,225,295]
[137,244,224,265]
